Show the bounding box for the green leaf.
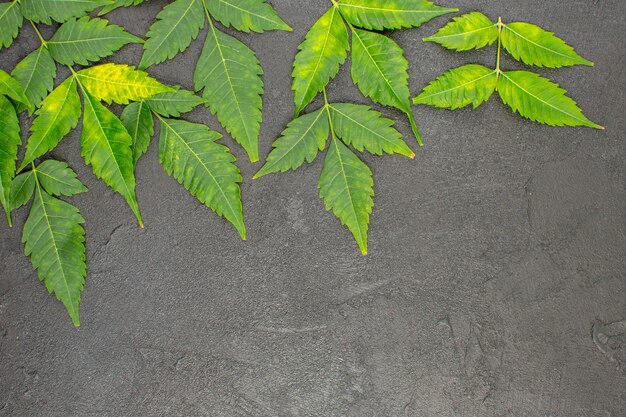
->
[158,117,246,239]
[292,6,349,116]
[11,46,57,114]
[501,22,593,68]
[144,89,204,117]
[318,137,373,255]
[47,16,142,66]
[139,0,205,69]
[23,181,86,326]
[329,103,414,157]
[337,0,456,31]
[10,171,35,210]
[423,12,498,51]
[413,64,497,110]
[20,0,111,24]
[0,69,32,111]
[80,88,144,226]
[0,1,23,50]
[193,23,263,162]
[18,77,81,172]
[497,71,602,129]
[254,107,329,179]
[77,63,173,105]
[99,0,147,15]
[35,160,88,197]
[205,0,291,33]
[0,95,21,226]
[350,28,422,144]
[121,101,154,165]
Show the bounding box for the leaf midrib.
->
[426,24,496,41]
[504,24,588,64]
[215,0,279,26]
[417,69,496,101]
[331,137,363,246]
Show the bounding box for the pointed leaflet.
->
[144,89,204,117]
[497,71,601,129]
[139,0,205,69]
[18,77,81,172]
[81,89,143,225]
[413,64,497,110]
[292,7,349,115]
[501,22,593,68]
[254,107,329,179]
[121,101,154,165]
[20,0,111,24]
[205,0,291,33]
[350,28,421,143]
[23,177,86,326]
[35,160,88,197]
[423,12,498,51]
[0,1,22,50]
[99,0,147,15]
[47,16,142,66]
[319,137,373,255]
[0,95,20,226]
[337,0,456,31]
[158,118,246,239]
[11,46,56,114]
[194,22,263,162]
[329,103,413,157]
[0,69,31,111]
[10,171,35,210]
[76,63,173,105]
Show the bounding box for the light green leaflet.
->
[140,0,290,162]
[0,1,23,50]
[337,0,456,30]
[0,95,21,226]
[20,0,111,25]
[47,16,142,66]
[11,46,56,114]
[99,0,148,15]
[121,101,154,165]
[0,69,32,112]
[415,12,602,129]
[21,161,87,326]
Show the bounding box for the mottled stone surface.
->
[0,0,624,415]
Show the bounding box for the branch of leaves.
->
[255,89,414,255]
[136,0,291,163]
[413,12,603,129]
[291,0,457,146]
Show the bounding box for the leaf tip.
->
[409,152,415,160]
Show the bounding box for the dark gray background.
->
[1,0,624,415]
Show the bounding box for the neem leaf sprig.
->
[414,12,603,129]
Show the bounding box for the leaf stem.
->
[29,20,47,47]
[495,17,504,78]
[322,88,336,139]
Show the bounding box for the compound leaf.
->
[205,0,291,33]
[18,77,81,172]
[99,0,147,15]
[144,89,204,117]
[292,6,349,115]
[48,16,142,66]
[23,181,86,326]
[139,0,205,69]
[121,101,154,165]
[158,117,246,239]
[501,22,593,68]
[11,46,57,114]
[497,70,602,129]
[0,69,31,111]
[0,1,23,50]
[337,0,456,31]
[10,171,35,210]
[77,63,173,105]
[193,23,263,162]
[318,137,373,255]
[81,88,143,225]
[0,95,21,226]
[36,160,88,197]
[20,0,111,24]
[413,64,497,109]
[254,107,329,179]
[423,11,498,51]
[329,103,413,157]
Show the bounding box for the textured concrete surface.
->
[1,0,624,415]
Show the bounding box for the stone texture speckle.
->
[0,1,624,415]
